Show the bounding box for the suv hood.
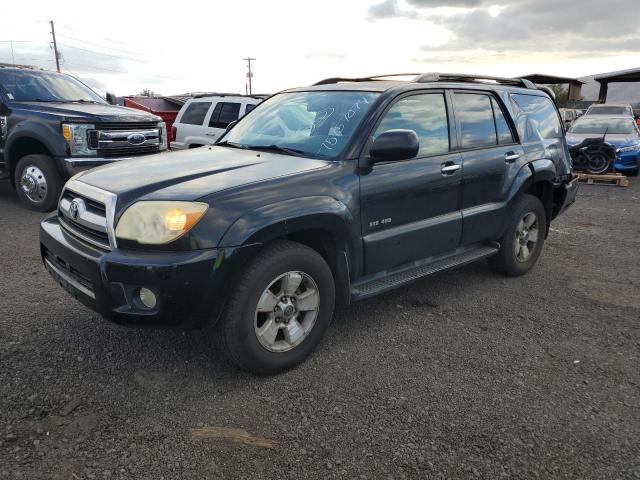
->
[76,146,331,206]
[10,101,160,123]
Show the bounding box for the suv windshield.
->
[0,69,105,103]
[569,117,638,135]
[223,91,379,159]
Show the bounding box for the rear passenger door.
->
[177,100,213,147]
[452,91,524,246]
[359,92,464,275]
[205,101,241,143]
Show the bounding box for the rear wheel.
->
[216,240,335,375]
[488,194,547,276]
[15,154,63,212]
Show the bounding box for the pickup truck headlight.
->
[616,143,640,153]
[115,201,208,244]
[62,123,96,156]
[158,122,168,151]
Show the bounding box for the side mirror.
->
[370,129,419,163]
[106,92,117,105]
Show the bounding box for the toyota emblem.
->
[127,133,146,145]
[69,198,85,220]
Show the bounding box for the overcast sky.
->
[1,0,639,96]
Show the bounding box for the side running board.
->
[351,245,499,301]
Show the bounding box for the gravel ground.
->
[1,179,639,480]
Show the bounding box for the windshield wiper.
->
[68,99,102,104]
[246,144,306,156]
[216,140,248,149]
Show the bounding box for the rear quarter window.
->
[510,94,562,141]
[179,101,212,125]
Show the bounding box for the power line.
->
[57,33,144,57]
[57,43,147,63]
[56,24,146,51]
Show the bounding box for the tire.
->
[216,240,335,375]
[488,194,547,277]
[627,169,639,177]
[15,154,63,212]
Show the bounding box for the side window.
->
[454,93,497,149]
[209,102,241,129]
[373,94,449,158]
[490,97,515,144]
[179,102,212,125]
[244,103,256,115]
[510,94,562,141]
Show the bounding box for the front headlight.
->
[62,123,96,156]
[617,143,640,153]
[115,201,208,245]
[158,122,168,151]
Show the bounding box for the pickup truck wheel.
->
[15,154,63,212]
[488,194,546,276]
[216,240,335,375]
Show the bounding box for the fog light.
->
[138,288,157,309]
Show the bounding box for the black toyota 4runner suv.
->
[0,65,167,211]
[40,73,578,374]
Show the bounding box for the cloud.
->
[305,52,348,60]
[368,0,640,61]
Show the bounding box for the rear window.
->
[245,104,257,114]
[510,94,562,141]
[179,102,211,125]
[454,93,497,149]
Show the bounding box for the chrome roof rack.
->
[313,72,536,89]
[313,73,422,86]
[413,72,536,89]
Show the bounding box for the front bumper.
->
[614,151,640,172]
[40,214,257,329]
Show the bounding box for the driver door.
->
[359,92,463,275]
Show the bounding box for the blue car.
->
[566,115,640,175]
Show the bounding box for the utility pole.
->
[50,20,60,72]
[243,57,255,95]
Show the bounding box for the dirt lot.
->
[1,179,639,480]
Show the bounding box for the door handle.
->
[441,163,461,174]
[205,133,217,137]
[504,152,520,163]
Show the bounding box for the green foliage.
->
[549,84,569,108]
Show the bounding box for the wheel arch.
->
[220,196,358,305]
[5,122,66,184]
[508,159,556,237]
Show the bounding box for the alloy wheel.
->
[254,271,320,353]
[513,211,539,262]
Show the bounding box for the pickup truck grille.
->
[89,122,161,158]
[58,189,111,251]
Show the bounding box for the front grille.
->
[89,123,161,158]
[58,189,111,251]
[98,144,159,158]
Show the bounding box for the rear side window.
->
[209,102,241,129]
[454,93,497,149]
[491,97,515,144]
[510,94,562,141]
[245,104,256,114]
[373,93,449,158]
[179,102,211,125]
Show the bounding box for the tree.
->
[548,84,569,108]
[139,88,159,97]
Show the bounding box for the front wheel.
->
[15,154,63,212]
[488,194,547,276]
[216,240,335,375]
